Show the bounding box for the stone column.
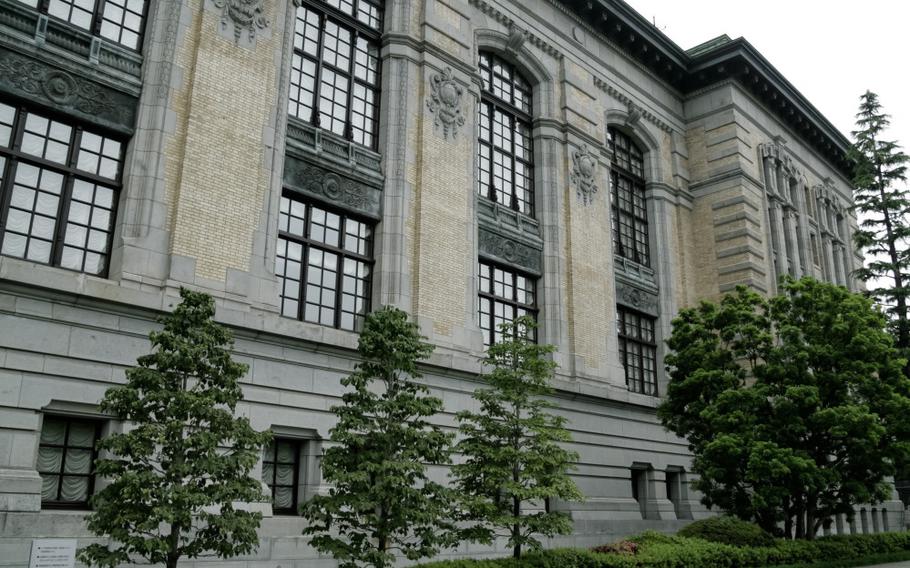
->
[642,469,678,521]
[825,235,837,285]
[785,207,801,277]
[375,4,421,311]
[537,131,573,363]
[109,0,188,285]
[769,199,787,283]
[795,180,811,276]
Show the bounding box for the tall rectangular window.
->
[262,438,303,515]
[17,0,148,50]
[0,103,123,275]
[609,128,649,266]
[478,261,537,346]
[477,52,534,216]
[617,306,658,396]
[289,0,382,148]
[276,194,373,331]
[37,416,102,508]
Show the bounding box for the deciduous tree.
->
[659,278,910,538]
[79,289,270,568]
[301,306,455,568]
[452,317,583,558]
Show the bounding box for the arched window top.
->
[609,127,644,180]
[479,52,531,116]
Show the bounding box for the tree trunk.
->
[167,521,180,568]
[512,496,521,559]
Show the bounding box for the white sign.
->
[29,539,76,568]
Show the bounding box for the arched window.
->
[477,52,534,216]
[609,127,649,266]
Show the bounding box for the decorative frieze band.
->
[0,50,138,134]
[615,280,659,316]
[478,226,542,275]
[283,155,382,220]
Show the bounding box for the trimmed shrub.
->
[413,531,910,568]
[677,515,776,548]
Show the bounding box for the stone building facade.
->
[0,0,902,565]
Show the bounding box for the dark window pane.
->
[276,194,373,332]
[478,261,537,346]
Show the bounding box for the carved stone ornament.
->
[616,281,659,315]
[426,67,465,140]
[478,228,542,274]
[212,0,269,44]
[0,52,135,132]
[570,144,599,205]
[284,156,381,218]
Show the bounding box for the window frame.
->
[276,191,374,332]
[26,0,150,52]
[37,415,103,510]
[289,0,383,149]
[617,305,658,396]
[0,101,124,277]
[609,127,650,267]
[477,260,537,346]
[477,51,535,217]
[262,438,303,516]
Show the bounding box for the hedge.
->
[677,516,775,547]
[414,531,910,568]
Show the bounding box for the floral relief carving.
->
[288,161,379,216]
[212,0,269,44]
[477,228,541,274]
[0,54,121,119]
[570,144,599,205]
[616,281,659,315]
[426,67,465,140]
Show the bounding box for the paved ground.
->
[865,562,910,567]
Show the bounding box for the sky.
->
[624,0,910,166]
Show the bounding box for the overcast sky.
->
[624,0,910,165]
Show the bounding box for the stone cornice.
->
[552,0,852,178]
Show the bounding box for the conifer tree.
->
[850,91,910,349]
[452,316,583,558]
[79,289,271,568]
[301,306,455,568]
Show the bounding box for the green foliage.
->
[849,91,910,349]
[413,531,910,568]
[451,317,584,558]
[677,516,774,548]
[78,289,271,568]
[658,277,910,538]
[301,306,456,568]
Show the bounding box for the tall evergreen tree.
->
[452,317,583,558]
[301,306,455,568]
[79,289,271,568]
[850,91,910,349]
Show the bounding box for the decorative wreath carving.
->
[0,54,120,119]
[426,67,465,140]
[212,0,269,44]
[570,144,599,205]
